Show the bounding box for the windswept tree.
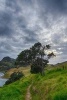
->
[15,42,55,75]
[15,49,32,66]
[30,43,55,75]
[15,42,42,66]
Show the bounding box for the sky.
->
[0,0,67,64]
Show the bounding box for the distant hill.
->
[44,61,67,71]
[55,61,67,69]
[0,56,15,71]
[56,61,67,66]
[1,56,15,63]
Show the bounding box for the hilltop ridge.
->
[0,56,15,71]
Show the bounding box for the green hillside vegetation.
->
[0,65,67,100]
[0,56,15,71]
[31,69,67,100]
[5,72,24,85]
[4,66,31,78]
[0,76,31,100]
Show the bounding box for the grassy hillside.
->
[31,69,67,100]
[0,64,67,100]
[0,76,31,100]
[4,66,31,78]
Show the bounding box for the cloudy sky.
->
[0,0,67,64]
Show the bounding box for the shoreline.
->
[0,72,8,87]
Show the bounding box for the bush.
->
[5,72,24,85]
[31,58,48,74]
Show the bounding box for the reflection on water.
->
[0,72,7,87]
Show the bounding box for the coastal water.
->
[0,72,7,87]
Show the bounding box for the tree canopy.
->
[15,42,55,75]
[15,42,42,66]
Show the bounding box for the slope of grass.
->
[0,76,31,100]
[0,65,67,100]
[31,69,67,100]
[4,66,30,78]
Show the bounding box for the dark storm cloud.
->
[36,0,67,28]
[39,0,67,14]
[0,0,32,37]
[0,11,13,37]
[46,0,67,12]
[0,0,67,63]
[0,0,37,60]
[23,29,38,43]
[6,0,21,13]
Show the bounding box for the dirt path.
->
[25,85,32,100]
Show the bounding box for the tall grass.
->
[31,69,67,100]
[0,76,31,100]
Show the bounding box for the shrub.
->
[5,72,24,85]
[31,58,48,74]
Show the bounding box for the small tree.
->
[31,43,55,75]
[5,72,24,85]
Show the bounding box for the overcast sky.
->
[0,0,67,64]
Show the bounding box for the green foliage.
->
[15,42,54,74]
[0,76,31,100]
[31,58,49,74]
[30,43,54,75]
[15,49,31,66]
[15,42,42,66]
[53,90,67,100]
[5,72,24,85]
